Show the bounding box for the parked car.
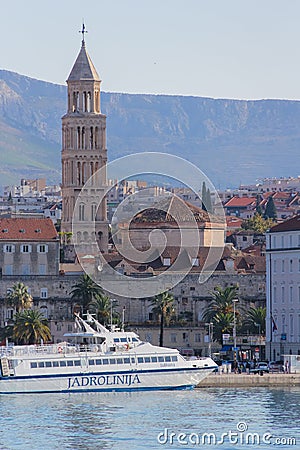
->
[269,361,284,373]
[250,362,269,374]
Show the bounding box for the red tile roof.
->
[0,218,58,241]
[224,196,256,208]
[226,216,244,228]
[270,215,300,233]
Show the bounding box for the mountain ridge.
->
[1,69,300,188]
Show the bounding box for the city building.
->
[266,215,300,360]
[0,217,59,276]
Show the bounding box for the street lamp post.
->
[205,322,214,358]
[233,298,239,367]
[255,322,261,360]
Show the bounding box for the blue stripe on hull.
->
[0,385,194,394]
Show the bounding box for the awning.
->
[221,345,233,352]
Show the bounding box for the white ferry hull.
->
[0,367,213,394]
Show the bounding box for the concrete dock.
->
[198,373,300,388]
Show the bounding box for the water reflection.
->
[0,388,299,449]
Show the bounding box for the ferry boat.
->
[0,314,217,394]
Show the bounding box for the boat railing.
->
[0,343,104,358]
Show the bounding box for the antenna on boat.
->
[110,299,114,330]
[122,306,126,331]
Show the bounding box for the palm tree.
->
[6,282,33,313]
[242,306,266,335]
[202,285,240,344]
[70,274,104,315]
[212,312,235,344]
[13,310,51,345]
[0,324,13,344]
[89,294,119,326]
[151,292,175,347]
[203,286,239,322]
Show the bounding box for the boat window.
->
[89,360,95,365]
[171,356,178,362]
[132,338,139,342]
[74,360,81,366]
[124,358,130,364]
[110,359,116,364]
[30,362,38,368]
[165,356,171,362]
[144,357,151,363]
[137,357,143,363]
[117,358,123,364]
[131,358,135,364]
[45,361,52,368]
[53,361,59,367]
[151,357,157,363]
[158,356,164,362]
[95,359,102,365]
[38,362,45,368]
[67,361,74,367]
[120,338,127,343]
[113,338,120,343]
[102,359,109,365]
[60,361,67,367]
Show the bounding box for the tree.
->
[255,194,263,216]
[242,306,266,335]
[6,282,33,313]
[150,292,175,346]
[89,294,119,326]
[0,324,13,344]
[70,274,104,315]
[241,214,275,233]
[212,312,235,343]
[13,310,51,345]
[202,285,240,344]
[206,188,213,213]
[201,181,207,211]
[264,196,277,220]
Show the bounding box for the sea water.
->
[0,387,299,450]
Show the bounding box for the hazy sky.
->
[2,0,300,100]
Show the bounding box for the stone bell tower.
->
[61,26,108,253]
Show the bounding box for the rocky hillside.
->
[1,69,300,188]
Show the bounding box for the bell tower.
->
[61,27,108,253]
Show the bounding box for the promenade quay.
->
[198,373,300,387]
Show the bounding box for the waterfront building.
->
[0,217,59,277]
[266,215,300,360]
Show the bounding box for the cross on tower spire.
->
[79,23,88,46]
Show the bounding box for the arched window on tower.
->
[79,204,85,221]
[81,162,86,185]
[71,161,74,184]
[91,203,97,221]
[70,127,74,148]
[77,127,81,149]
[73,91,79,112]
[77,161,81,185]
[83,91,87,112]
[95,126,98,148]
[82,127,85,149]
[87,92,91,112]
[90,127,94,149]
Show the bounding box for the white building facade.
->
[266,216,300,361]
